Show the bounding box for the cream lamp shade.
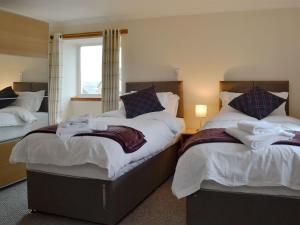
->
[195,104,207,118]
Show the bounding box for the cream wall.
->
[0,53,48,89]
[52,8,300,128]
[61,42,78,120]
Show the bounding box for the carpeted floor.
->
[0,179,186,225]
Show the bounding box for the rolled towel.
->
[225,127,294,150]
[88,119,108,131]
[238,120,295,137]
[68,114,91,125]
[56,123,92,141]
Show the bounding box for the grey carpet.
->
[0,179,186,225]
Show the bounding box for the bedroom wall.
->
[52,7,300,128]
[0,53,48,89]
[61,42,78,120]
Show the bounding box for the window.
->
[80,45,102,95]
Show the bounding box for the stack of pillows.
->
[0,86,45,112]
[220,86,287,119]
[120,86,179,118]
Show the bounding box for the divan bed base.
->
[187,189,300,225]
[27,141,179,225]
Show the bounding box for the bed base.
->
[187,189,300,225]
[27,141,179,225]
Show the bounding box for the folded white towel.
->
[56,123,92,141]
[56,115,109,141]
[68,114,91,125]
[238,120,295,137]
[88,119,108,131]
[225,127,294,150]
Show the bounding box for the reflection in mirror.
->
[0,82,49,143]
[0,67,49,188]
[0,9,49,187]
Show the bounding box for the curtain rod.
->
[50,29,128,40]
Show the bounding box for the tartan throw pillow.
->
[0,86,18,109]
[228,86,286,119]
[120,86,165,118]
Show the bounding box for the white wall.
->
[0,53,48,89]
[52,8,300,128]
[69,101,102,118]
[61,42,78,119]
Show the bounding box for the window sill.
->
[71,97,102,102]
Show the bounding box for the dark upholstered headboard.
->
[13,82,48,112]
[220,81,289,115]
[126,81,184,118]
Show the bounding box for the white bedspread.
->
[172,112,300,199]
[10,111,183,178]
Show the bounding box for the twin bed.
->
[11,81,184,225]
[172,81,300,225]
[0,82,48,142]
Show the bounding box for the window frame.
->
[77,44,103,98]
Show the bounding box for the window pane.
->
[80,45,102,95]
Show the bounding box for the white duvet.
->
[172,112,300,199]
[0,106,37,127]
[10,111,183,178]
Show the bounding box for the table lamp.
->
[195,104,207,129]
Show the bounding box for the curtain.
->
[102,29,120,112]
[49,33,63,125]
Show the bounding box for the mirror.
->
[0,10,49,187]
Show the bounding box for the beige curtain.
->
[102,29,120,112]
[49,33,63,125]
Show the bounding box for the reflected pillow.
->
[228,86,286,119]
[13,90,45,112]
[120,86,165,118]
[0,86,18,109]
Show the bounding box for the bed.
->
[12,81,184,225]
[0,82,49,142]
[172,81,300,225]
[0,82,48,187]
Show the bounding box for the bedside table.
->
[181,128,198,145]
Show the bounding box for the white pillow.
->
[219,91,288,116]
[164,94,180,116]
[13,90,45,112]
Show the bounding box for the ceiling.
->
[1,0,300,25]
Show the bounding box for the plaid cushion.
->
[0,86,18,109]
[228,86,286,119]
[120,86,165,118]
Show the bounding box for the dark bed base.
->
[27,141,179,225]
[187,189,300,225]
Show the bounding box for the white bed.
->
[10,81,186,225]
[172,112,300,199]
[11,112,184,179]
[26,133,181,181]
